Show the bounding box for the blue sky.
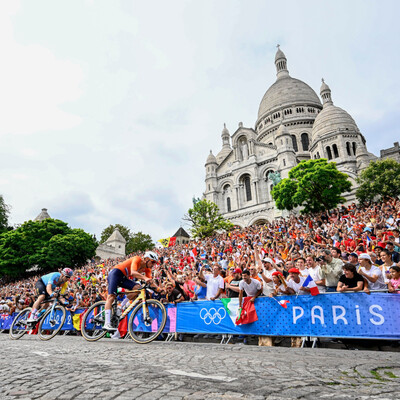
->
[1,0,399,241]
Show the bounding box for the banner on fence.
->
[176,293,400,339]
[0,313,15,330]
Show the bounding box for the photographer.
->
[319,249,344,292]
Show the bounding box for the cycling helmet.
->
[61,268,73,278]
[143,251,159,263]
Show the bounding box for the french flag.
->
[303,275,320,296]
[279,300,290,309]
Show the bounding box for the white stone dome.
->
[205,150,217,165]
[257,76,322,121]
[311,103,359,142]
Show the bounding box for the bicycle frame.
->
[36,296,61,326]
[118,288,148,320]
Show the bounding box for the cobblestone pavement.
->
[1,335,400,400]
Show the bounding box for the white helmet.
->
[144,251,159,262]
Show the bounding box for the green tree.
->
[356,159,400,203]
[127,231,154,253]
[271,159,352,213]
[0,219,96,278]
[0,195,11,233]
[183,199,234,239]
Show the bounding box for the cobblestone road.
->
[1,335,400,399]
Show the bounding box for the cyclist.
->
[103,251,158,331]
[27,268,73,323]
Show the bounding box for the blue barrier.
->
[3,295,400,340]
[176,293,400,340]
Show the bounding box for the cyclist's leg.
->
[28,280,47,321]
[119,276,141,302]
[104,269,124,329]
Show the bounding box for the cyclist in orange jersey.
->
[103,251,159,331]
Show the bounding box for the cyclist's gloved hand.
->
[63,301,69,305]
[50,292,56,298]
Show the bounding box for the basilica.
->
[203,46,381,227]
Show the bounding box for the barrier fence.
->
[1,293,399,340]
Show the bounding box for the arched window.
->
[291,135,298,152]
[244,175,252,201]
[346,142,351,156]
[227,197,231,212]
[332,144,339,158]
[352,142,357,156]
[326,146,332,160]
[301,133,309,151]
[317,151,320,159]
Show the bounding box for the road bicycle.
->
[81,283,167,344]
[9,293,67,341]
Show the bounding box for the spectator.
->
[388,266,400,293]
[380,249,397,284]
[320,250,343,292]
[358,253,386,291]
[225,269,242,298]
[199,265,224,300]
[284,268,307,295]
[386,242,400,264]
[337,264,364,292]
[238,269,262,306]
[348,253,359,268]
[306,255,326,293]
[295,257,309,277]
[165,282,184,305]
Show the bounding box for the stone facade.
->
[381,142,400,163]
[96,228,126,260]
[204,47,384,227]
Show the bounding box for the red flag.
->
[168,237,176,247]
[236,297,258,325]
[190,248,198,258]
[118,316,128,337]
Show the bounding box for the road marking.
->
[31,351,50,357]
[167,369,236,382]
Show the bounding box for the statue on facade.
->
[192,196,201,205]
[241,139,249,160]
[268,171,281,186]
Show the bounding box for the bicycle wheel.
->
[9,308,32,340]
[128,299,167,344]
[38,306,66,341]
[81,301,108,342]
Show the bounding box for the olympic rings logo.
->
[199,307,226,325]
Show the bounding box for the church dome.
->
[257,76,322,121]
[205,150,217,165]
[311,104,359,142]
[311,80,359,142]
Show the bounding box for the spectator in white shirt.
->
[199,265,225,300]
[358,253,387,290]
[238,269,262,306]
[306,255,326,293]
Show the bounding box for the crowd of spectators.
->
[1,200,400,329]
